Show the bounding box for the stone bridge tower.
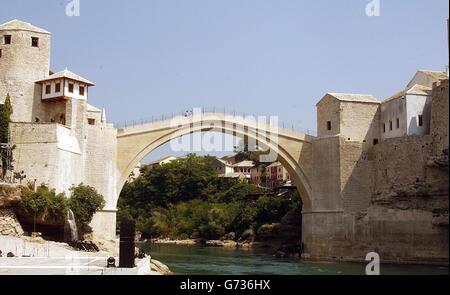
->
[0,20,51,122]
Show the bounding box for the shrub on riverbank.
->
[19,185,67,227]
[68,183,105,229]
[15,184,104,239]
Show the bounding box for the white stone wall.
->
[61,80,88,101]
[405,94,432,136]
[10,123,83,194]
[380,97,407,140]
[40,79,64,100]
[381,94,432,141]
[84,123,118,210]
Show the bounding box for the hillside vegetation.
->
[118,154,301,243]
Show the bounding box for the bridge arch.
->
[115,112,315,211]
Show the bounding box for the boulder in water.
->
[150,258,173,275]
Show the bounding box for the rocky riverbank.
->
[147,238,274,249]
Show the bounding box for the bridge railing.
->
[113,107,317,136]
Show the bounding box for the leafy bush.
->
[19,185,67,222]
[20,186,49,217]
[68,183,105,228]
[256,223,282,239]
[47,192,68,221]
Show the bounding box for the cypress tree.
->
[0,93,13,178]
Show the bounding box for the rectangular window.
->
[373,138,379,145]
[383,123,386,133]
[0,49,2,58]
[88,118,96,125]
[45,84,51,94]
[327,121,332,131]
[31,37,39,47]
[418,115,423,127]
[68,83,74,93]
[389,120,393,131]
[4,35,11,45]
[396,118,400,129]
[55,83,61,92]
[79,86,85,96]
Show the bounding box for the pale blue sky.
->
[1,0,448,162]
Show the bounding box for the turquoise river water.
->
[140,243,449,275]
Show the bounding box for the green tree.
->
[0,93,13,178]
[18,185,69,232]
[68,183,105,228]
[20,186,50,232]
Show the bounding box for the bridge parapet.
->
[115,108,316,136]
[117,111,316,144]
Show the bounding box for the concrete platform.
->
[0,256,158,275]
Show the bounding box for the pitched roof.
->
[36,69,95,86]
[233,160,255,168]
[417,70,448,81]
[317,93,380,105]
[214,158,233,166]
[0,19,50,34]
[87,104,101,113]
[383,84,432,103]
[221,153,237,160]
[218,172,249,179]
[266,162,282,168]
[328,93,379,103]
[147,156,177,166]
[406,70,448,88]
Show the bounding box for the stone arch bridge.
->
[115,111,315,211]
[92,110,366,259]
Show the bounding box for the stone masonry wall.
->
[306,133,448,263]
[340,140,373,213]
[371,135,448,196]
[317,95,380,151]
[310,136,342,212]
[317,95,341,137]
[0,209,24,237]
[340,102,380,151]
[430,79,449,156]
[0,28,51,123]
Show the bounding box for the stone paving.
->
[0,256,156,275]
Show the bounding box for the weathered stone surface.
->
[0,185,21,208]
[0,209,24,237]
[430,79,449,156]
